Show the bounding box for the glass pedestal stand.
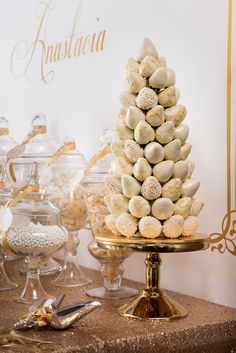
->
[0,249,18,291]
[20,255,62,276]
[52,231,92,287]
[87,238,138,300]
[97,233,209,321]
[15,255,54,304]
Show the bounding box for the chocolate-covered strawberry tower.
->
[104,38,204,239]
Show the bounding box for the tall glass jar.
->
[81,130,138,299]
[6,114,61,275]
[0,166,18,290]
[46,136,91,287]
[7,163,68,304]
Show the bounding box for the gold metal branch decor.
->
[210,211,236,256]
[210,0,236,256]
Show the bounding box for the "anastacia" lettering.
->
[10,2,106,84]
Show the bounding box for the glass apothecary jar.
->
[0,166,18,290]
[0,117,17,174]
[7,113,58,190]
[46,136,91,287]
[6,114,61,275]
[81,130,138,299]
[82,172,138,299]
[6,163,68,304]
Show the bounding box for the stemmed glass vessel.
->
[7,163,68,303]
[0,116,20,265]
[0,165,18,290]
[81,130,138,299]
[6,113,62,276]
[82,176,138,299]
[46,137,91,287]
[0,249,18,291]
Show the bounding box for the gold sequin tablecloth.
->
[1,261,236,353]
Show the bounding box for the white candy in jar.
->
[83,186,110,234]
[7,222,68,256]
[46,172,87,231]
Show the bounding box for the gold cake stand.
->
[96,232,210,321]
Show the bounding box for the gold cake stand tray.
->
[96,232,210,321]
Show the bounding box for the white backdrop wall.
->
[0,0,235,307]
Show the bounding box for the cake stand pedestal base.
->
[118,253,187,320]
[97,233,209,321]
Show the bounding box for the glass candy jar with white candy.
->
[46,136,91,287]
[0,117,20,263]
[6,113,62,275]
[6,163,68,304]
[81,130,138,299]
[0,166,18,290]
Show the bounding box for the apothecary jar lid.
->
[0,117,17,155]
[22,114,58,158]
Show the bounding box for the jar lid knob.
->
[31,114,47,129]
[64,135,76,145]
[0,117,9,136]
[0,117,9,129]
[99,129,114,147]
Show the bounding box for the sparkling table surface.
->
[0,260,236,353]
